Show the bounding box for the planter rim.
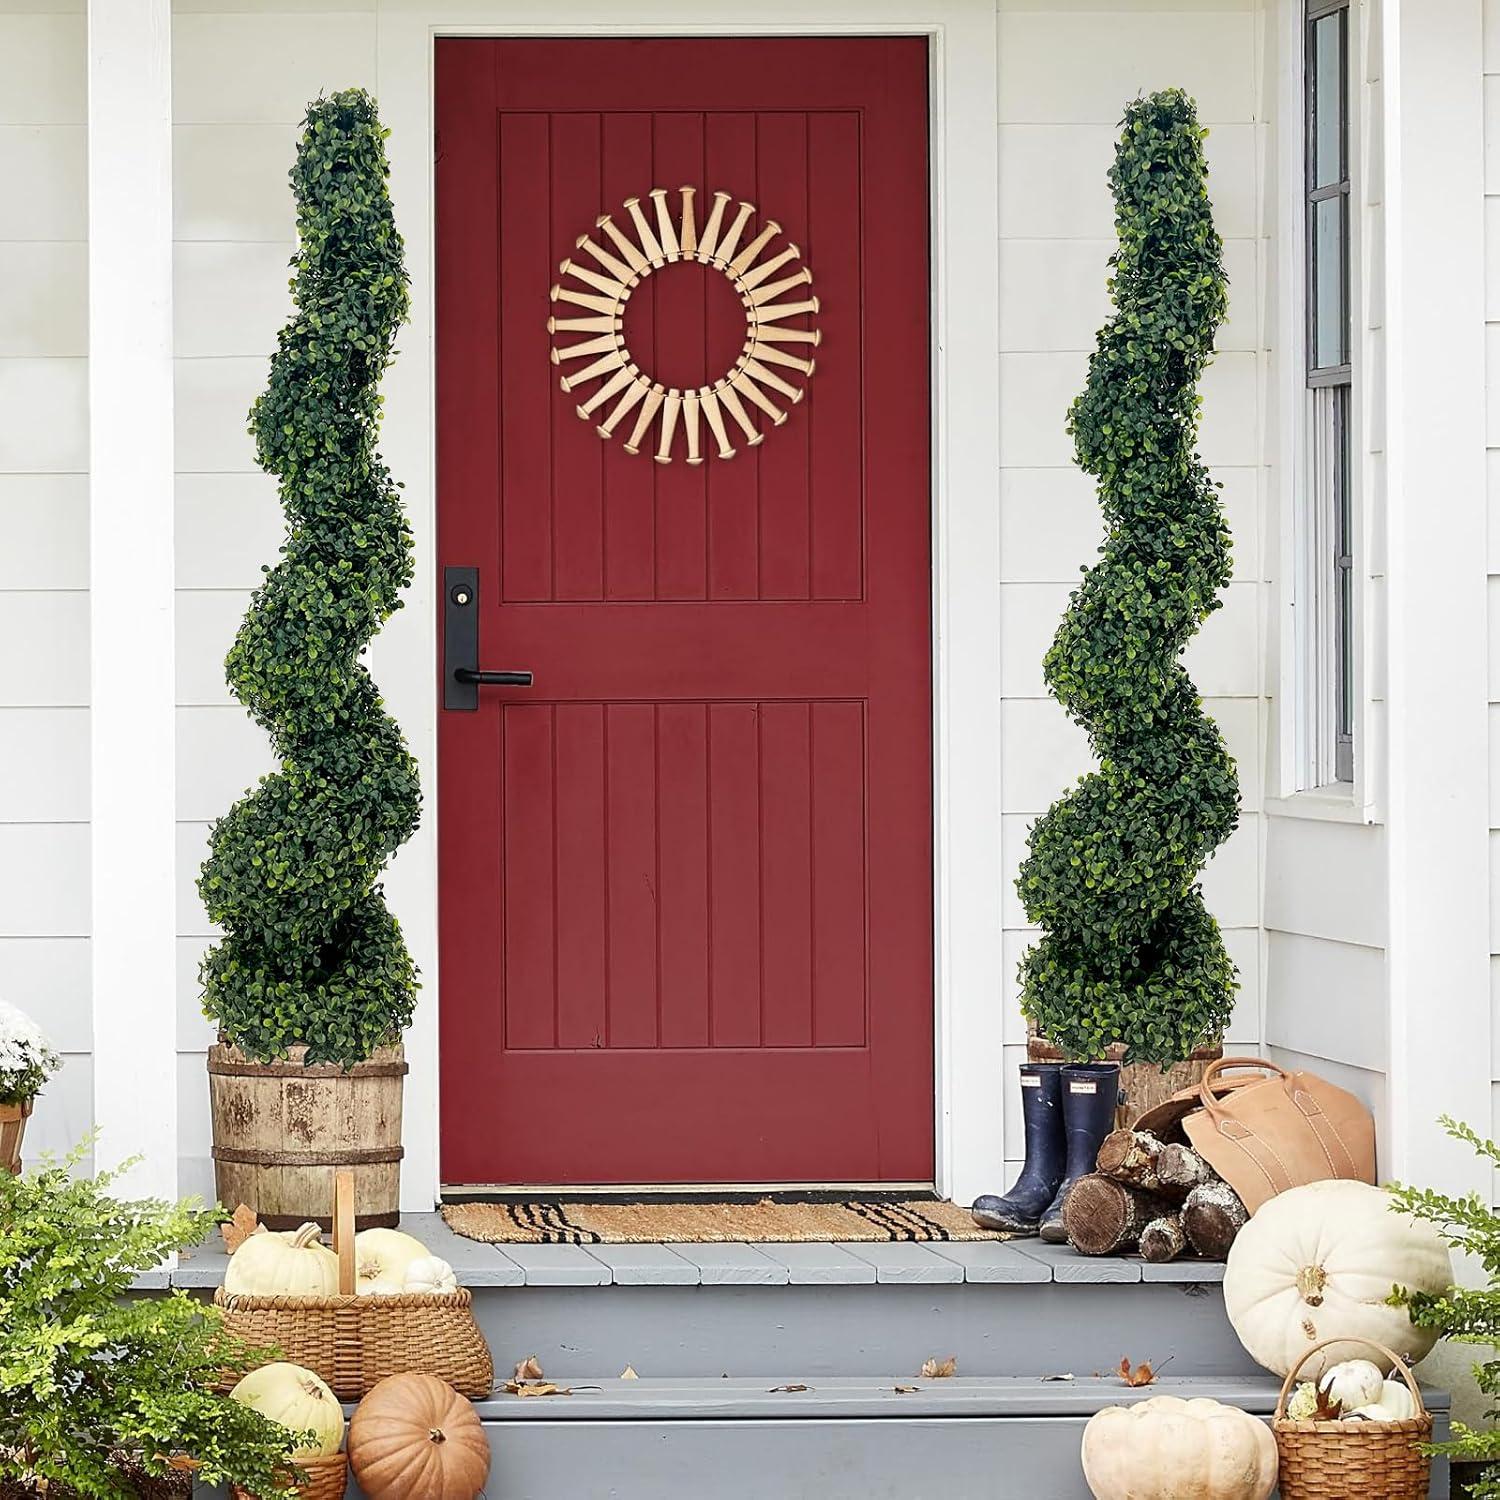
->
[0,1097,34,1122]
[208,1040,407,1079]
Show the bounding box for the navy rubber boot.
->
[970,1063,1064,1234]
[1038,1062,1122,1244]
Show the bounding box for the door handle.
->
[444,566,533,711]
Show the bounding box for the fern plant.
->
[1390,1117,1500,1498]
[0,1145,301,1498]
[1017,89,1241,1065]
[197,90,421,1068]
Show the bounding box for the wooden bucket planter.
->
[208,1042,406,1229]
[0,1098,32,1175]
[1027,1036,1223,1129]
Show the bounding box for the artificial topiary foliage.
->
[198,90,420,1067]
[1017,89,1240,1066]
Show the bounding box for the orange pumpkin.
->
[349,1373,491,1500]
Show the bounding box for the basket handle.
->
[334,1168,356,1297]
[1273,1337,1427,1420]
[1198,1055,1290,1120]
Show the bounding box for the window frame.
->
[1303,0,1357,787]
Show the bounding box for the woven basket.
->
[216,1170,494,1402]
[233,1452,348,1500]
[1273,1337,1432,1499]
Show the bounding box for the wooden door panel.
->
[437,38,930,1187]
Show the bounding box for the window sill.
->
[1264,787,1377,825]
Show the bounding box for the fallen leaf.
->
[514,1355,545,1382]
[769,1384,810,1393]
[1118,1357,1156,1388]
[920,1356,957,1379]
[219,1205,261,1254]
[620,1366,639,1380]
[893,1385,919,1394]
[504,1381,567,1398]
[1041,1373,1075,1382]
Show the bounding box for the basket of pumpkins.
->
[217,1170,493,1401]
[228,1363,348,1500]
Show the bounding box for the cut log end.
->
[1157,1141,1216,1195]
[1138,1214,1188,1264]
[1182,1180,1249,1260]
[1062,1174,1174,1257]
[1095,1128,1167,1191]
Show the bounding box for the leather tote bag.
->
[1180,1056,1376,1214]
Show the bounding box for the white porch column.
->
[88,0,178,1199]
[1383,0,1491,1193]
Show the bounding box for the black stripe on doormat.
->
[841,1201,951,1242]
[503,1201,601,1244]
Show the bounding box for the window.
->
[1306,0,1354,783]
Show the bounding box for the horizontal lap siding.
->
[171,2,379,1201]
[995,0,1265,1191]
[1486,0,1500,1200]
[0,10,90,1167]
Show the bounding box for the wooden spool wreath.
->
[548,187,820,464]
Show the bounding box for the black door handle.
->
[444,566,533,710]
[454,667,533,687]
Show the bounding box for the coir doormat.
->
[441,1197,1008,1245]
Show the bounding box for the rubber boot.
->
[970,1064,1064,1234]
[1038,1062,1122,1244]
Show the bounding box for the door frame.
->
[372,3,1003,1213]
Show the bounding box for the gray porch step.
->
[304,1378,1446,1500]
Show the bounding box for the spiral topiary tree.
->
[198,90,420,1068]
[1017,89,1240,1066]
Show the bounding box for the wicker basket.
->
[1273,1337,1432,1499]
[232,1452,348,1500]
[216,1170,494,1402]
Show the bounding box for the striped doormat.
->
[441,1197,1007,1245]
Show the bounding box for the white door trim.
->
[374,3,1003,1212]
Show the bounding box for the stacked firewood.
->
[1060,1129,1248,1262]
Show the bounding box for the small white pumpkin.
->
[1352,1378,1418,1423]
[354,1227,432,1296]
[230,1361,345,1459]
[1318,1358,1384,1411]
[403,1254,458,1296]
[1081,1395,1277,1500]
[224,1222,339,1299]
[1223,1180,1452,1378]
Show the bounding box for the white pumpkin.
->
[224,1222,339,1298]
[354,1227,431,1296]
[403,1254,458,1296]
[1352,1379,1418,1423]
[1224,1180,1452,1379]
[1318,1358,1384,1411]
[230,1362,345,1459]
[1081,1396,1277,1500]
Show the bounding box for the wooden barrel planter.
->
[1,1097,32,1175]
[208,1041,407,1229]
[1027,1035,1223,1129]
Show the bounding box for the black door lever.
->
[444,566,533,711]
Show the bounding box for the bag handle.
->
[1273,1338,1426,1421]
[334,1168,356,1297]
[1198,1055,1291,1118]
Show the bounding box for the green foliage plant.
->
[1017,89,1241,1065]
[197,90,420,1068]
[0,1144,303,1498]
[1389,1116,1500,1498]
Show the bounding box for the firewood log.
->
[1062,1173,1175,1257]
[1182,1180,1249,1260]
[1139,1213,1188,1263]
[1157,1141,1215,1196]
[1094,1129,1167,1191]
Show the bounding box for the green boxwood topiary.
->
[198,90,420,1068]
[1017,89,1241,1066]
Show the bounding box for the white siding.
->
[0,6,90,1165]
[1484,0,1500,1187]
[994,0,1266,1190]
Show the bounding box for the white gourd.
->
[224,1222,339,1298]
[403,1254,458,1295]
[1223,1180,1452,1378]
[230,1362,345,1459]
[1318,1358,1384,1410]
[1081,1396,1277,1500]
[354,1227,431,1296]
[1351,1379,1418,1423]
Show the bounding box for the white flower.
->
[0,1001,61,1104]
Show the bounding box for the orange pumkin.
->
[349,1374,491,1500]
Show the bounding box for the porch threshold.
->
[164,1211,1227,1290]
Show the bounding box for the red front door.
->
[436,37,932,1187]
